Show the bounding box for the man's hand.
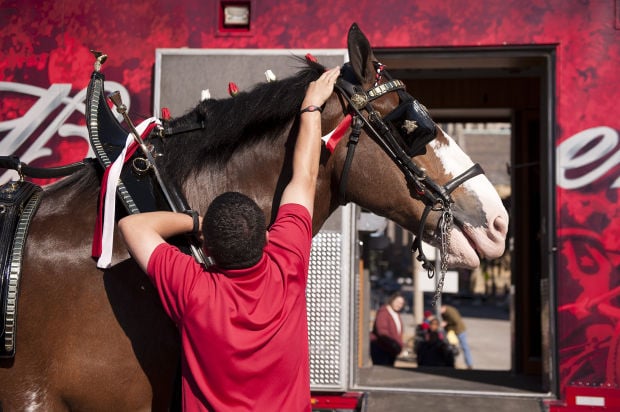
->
[301,67,341,112]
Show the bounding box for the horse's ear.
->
[347,23,375,85]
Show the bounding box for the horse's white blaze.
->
[429,131,509,268]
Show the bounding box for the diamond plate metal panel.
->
[307,231,344,387]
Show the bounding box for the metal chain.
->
[431,205,453,307]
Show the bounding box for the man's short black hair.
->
[203,192,266,269]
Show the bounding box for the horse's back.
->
[0,164,180,411]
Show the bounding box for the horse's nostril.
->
[493,215,509,237]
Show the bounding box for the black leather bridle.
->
[334,62,484,303]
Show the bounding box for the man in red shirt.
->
[119,66,340,411]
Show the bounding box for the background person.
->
[370,292,406,366]
[440,304,474,369]
[119,67,340,411]
[415,317,455,367]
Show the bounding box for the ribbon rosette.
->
[264,70,276,82]
[161,107,171,120]
[305,53,318,63]
[228,82,239,97]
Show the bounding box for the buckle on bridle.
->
[350,93,368,110]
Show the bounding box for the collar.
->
[218,253,268,278]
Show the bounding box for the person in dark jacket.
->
[415,317,455,367]
[370,292,405,366]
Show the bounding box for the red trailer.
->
[1,1,618,410]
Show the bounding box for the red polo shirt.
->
[147,204,312,411]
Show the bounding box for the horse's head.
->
[322,23,509,270]
[159,23,507,271]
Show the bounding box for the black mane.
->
[159,58,325,184]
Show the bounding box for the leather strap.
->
[163,121,205,137]
[0,156,87,179]
[0,180,42,358]
[338,116,363,205]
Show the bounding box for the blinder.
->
[383,97,437,157]
[338,62,437,159]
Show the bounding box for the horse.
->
[0,23,508,411]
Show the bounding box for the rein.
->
[334,63,483,305]
[0,156,87,180]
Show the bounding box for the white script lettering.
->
[556,126,620,189]
[0,81,130,184]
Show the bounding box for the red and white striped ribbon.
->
[92,117,160,268]
[321,114,352,153]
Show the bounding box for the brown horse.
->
[0,24,508,410]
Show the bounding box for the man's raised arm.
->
[280,66,340,217]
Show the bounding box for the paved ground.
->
[364,391,546,412]
[358,298,550,411]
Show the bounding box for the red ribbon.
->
[228,82,239,96]
[305,53,318,63]
[91,122,158,258]
[161,107,171,120]
[323,114,353,153]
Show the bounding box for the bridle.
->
[334,62,484,304]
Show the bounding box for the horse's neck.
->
[180,135,337,235]
[179,132,286,210]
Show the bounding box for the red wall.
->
[2,0,619,396]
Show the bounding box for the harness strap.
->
[0,156,87,179]
[0,180,42,357]
[412,205,435,273]
[411,162,485,276]
[338,116,363,205]
[445,163,484,194]
[162,121,205,137]
[366,80,405,100]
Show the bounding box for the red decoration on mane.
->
[305,53,318,63]
[228,82,239,96]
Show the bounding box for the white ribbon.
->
[97,117,160,268]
